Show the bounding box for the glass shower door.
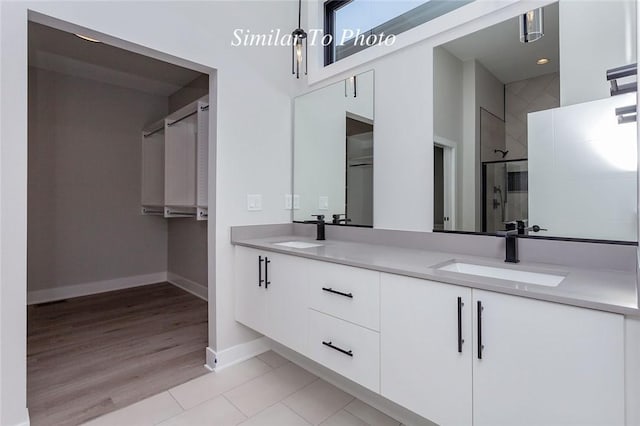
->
[483,160,529,233]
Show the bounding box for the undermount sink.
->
[438,261,565,287]
[274,241,323,249]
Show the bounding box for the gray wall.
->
[28,68,169,291]
[167,76,209,287]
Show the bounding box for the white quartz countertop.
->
[233,235,639,316]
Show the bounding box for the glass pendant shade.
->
[291,0,307,79]
[291,28,307,79]
[519,8,544,43]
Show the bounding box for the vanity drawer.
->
[307,309,380,392]
[307,260,380,330]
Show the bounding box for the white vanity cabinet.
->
[235,248,626,425]
[380,273,473,426]
[235,247,307,353]
[381,273,624,426]
[472,289,624,426]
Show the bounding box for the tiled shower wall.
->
[505,72,560,160]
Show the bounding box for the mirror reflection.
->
[294,70,374,226]
[433,1,638,241]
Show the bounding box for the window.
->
[324,0,474,65]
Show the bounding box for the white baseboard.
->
[269,340,436,426]
[167,272,207,301]
[27,272,168,305]
[9,408,30,426]
[206,337,271,371]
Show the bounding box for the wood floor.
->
[27,283,208,426]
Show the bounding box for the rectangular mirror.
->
[293,70,374,226]
[433,1,638,242]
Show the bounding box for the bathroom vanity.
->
[232,225,634,426]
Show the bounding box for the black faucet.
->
[303,214,326,240]
[503,229,520,263]
[332,214,351,225]
[500,224,547,263]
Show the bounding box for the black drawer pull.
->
[457,297,464,353]
[477,300,483,359]
[322,287,353,298]
[258,256,264,287]
[265,257,271,289]
[322,340,353,357]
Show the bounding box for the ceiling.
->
[442,2,559,84]
[28,22,203,96]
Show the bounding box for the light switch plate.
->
[319,196,329,210]
[285,194,292,210]
[293,195,300,210]
[247,194,262,211]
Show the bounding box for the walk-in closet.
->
[26,21,212,426]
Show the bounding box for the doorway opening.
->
[433,139,456,230]
[27,18,215,426]
[346,115,374,227]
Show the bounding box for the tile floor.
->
[81,351,403,426]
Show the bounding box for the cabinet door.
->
[235,247,268,335]
[266,253,308,354]
[380,274,472,426]
[472,290,624,426]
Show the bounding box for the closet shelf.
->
[141,95,209,220]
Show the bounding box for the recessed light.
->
[75,34,101,43]
[537,58,549,65]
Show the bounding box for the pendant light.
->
[519,8,544,43]
[292,0,307,78]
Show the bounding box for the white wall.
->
[28,67,169,292]
[433,47,463,146]
[0,2,5,421]
[1,3,28,425]
[0,2,296,424]
[529,93,637,241]
[560,0,637,106]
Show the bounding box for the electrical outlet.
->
[293,194,300,210]
[247,194,262,211]
[319,196,329,210]
[285,194,293,210]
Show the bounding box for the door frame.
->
[434,135,457,230]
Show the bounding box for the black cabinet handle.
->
[322,287,353,298]
[322,340,353,357]
[265,257,271,289]
[258,256,264,287]
[477,300,483,359]
[457,297,464,353]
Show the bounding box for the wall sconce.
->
[292,0,307,79]
[519,8,544,43]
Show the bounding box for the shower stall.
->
[482,160,529,233]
